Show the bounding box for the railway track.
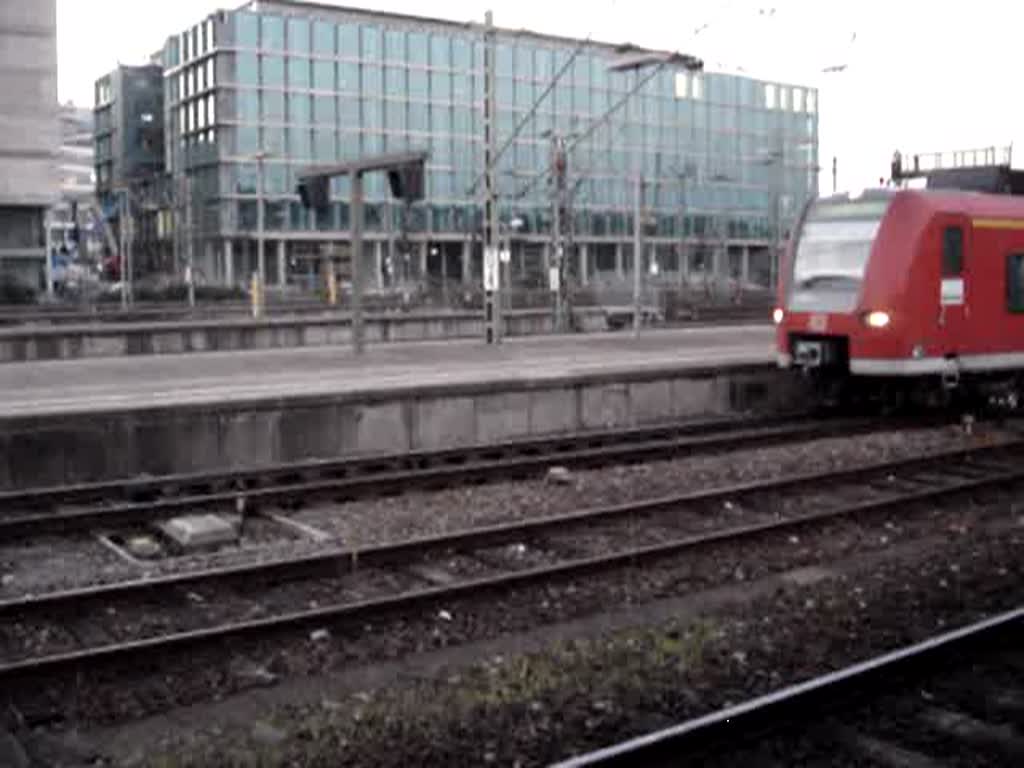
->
[0,437,1020,699]
[0,413,876,541]
[556,606,1024,767]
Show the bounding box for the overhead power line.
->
[466,33,593,197]
[513,60,670,201]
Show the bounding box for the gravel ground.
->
[5,469,1020,737]
[289,426,987,547]
[1,438,1009,663]
[0,425,984,602]
[83,508,1023,768]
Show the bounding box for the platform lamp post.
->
[608,49,703,337]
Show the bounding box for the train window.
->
[1007,253,1024,312]
[942,226,963,277]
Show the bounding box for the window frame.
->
[942,225,964,278]
[1007,252,1024,313]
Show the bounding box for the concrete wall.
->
[0,363,792,489]
[0,309,614,362]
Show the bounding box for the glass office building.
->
[160,0,818,290]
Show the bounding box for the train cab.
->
[775,188,1024,403]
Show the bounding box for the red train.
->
[775,187,1024,406]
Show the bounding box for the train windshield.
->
[788,198,891,313]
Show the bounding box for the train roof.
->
[818,188,1024,220]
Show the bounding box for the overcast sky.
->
[56,0,1024,191]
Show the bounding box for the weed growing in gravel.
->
[140,616,720,767]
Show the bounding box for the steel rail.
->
[0,440,1020,682]
[0,415,878,540]
[552,606,1024,767]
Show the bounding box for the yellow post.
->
[251,272,264,318]
[327,265,338,307]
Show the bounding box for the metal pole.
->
[256,153,266,310]
[483,9,501,343]
[633,173,643,336]
[770,190,780,292]
[351,171,365,354]
[43,209,54,299]
[832,156,837,194]
[120,190,128,310]
[552,138,562,331]
[126,195,134,306]
[677,173,687,293]
[186,175,195,308]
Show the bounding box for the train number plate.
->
[808,313,828,333]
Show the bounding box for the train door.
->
[935,215,970,358]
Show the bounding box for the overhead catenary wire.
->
[465,32,595,198]
[513,60,671,201]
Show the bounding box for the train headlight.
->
[865,310,891,329]
[772,308,784,325]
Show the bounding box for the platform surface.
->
[0,325,775,417]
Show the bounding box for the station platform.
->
[0,303,769,364]
[0,326,784,490]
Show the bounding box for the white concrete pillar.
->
[224,239,234,287]
[741,246,750,288]
[461,239,471,285]
[615,243,624,278]
[205,240,216,283]
[578,244,589,286]
[419,241,428,280]
[375,241,384,290]
[276,240,287,287]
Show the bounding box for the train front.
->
[774,190,897,384]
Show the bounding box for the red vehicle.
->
[775,188,1024,405]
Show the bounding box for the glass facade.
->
[162,2,817,246]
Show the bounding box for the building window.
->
[263,90,285,121]
[262,15,285,51]
[262,55,285,86]
[236,11,259,47]
[339,24,359,56]
[314,60,334,91]
[289,127,311,158]
[363,65,383,95]
[385,29,404,61]
[806,89,817,113]
[288,18,310,53]
[236,52,258,86]
[1007,253,1024,312]
[943,226,964,276]
[207,94,216,125]
[288,93,311,124]
[313,20,334,55]
[408,32,427,65]
[314,95,335,124]
[236,125,259,155]
[362,25,381,59]
[206,19,215,50]
[207,58,215,88]
[431,34,450,68]
[288,57,311,89]
[314,129,335,161]
[409,69,428,100]
[182,30,190,62]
